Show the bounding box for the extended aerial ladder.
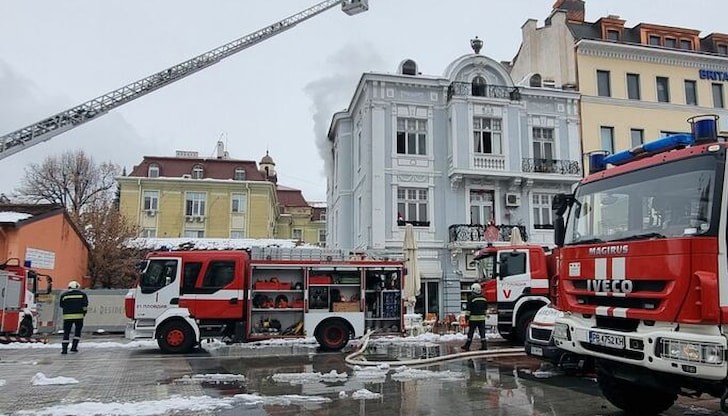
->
[0,0,369,160]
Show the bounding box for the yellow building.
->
[510,0,728,172]
[118,143,325,244]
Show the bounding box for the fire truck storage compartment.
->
[249,265,304,337]
[0,271,22,309]
[308,267,361,312]
[365,269,401,333]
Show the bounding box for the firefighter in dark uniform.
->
[60,281,88,354]
[461,282,488,351]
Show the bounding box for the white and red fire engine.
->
[0,259,52,343]
[125,247,405,353]
[473,233,552,343]
[550,115,728,414]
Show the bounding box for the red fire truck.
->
[473,239,552,343]
[125,247,405,353]
[0,259,52,342]
[550,115,728,414]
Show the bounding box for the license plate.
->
[530,346,543,356]
[589,331,625,349]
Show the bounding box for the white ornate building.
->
[326,41,581,317]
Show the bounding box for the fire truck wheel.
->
[515,309,537,344]
[157,321,195,354]
[597,371,676,415]
[316,320,350,351]
[18,317,33,338]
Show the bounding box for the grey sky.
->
[1,0,726,202]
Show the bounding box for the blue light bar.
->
[604,134,695,167]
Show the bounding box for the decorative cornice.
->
[581,95,728,114]
[577,39,728,71]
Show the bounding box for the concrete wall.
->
[37,289,129,334]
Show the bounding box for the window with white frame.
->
[230,230,245,239]
[140,228,157,238]
[148,164,160,178]
[397,187,428,225]
[231,193,247,213]
[396,118,427,155]
[473,117,502,154]
[532,193,554,229]
[192,164,204,179]
[318,229,326,245]
[184,230,205,238]
[292,229,303,241]
[143,190,159,211]
[234,168,246,181]
[185,192,206,216]
[532,127,554,161]
[469,190,494,225]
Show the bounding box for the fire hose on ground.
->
[345,330,526,367]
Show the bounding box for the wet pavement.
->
[0,336,725,415]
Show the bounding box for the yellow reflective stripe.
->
[62,294,85,300]
[63,313,85,320]
[469,315,486,321]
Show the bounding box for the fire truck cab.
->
[0,259,52,341]
[125,247,405,353]
[551,115,728,414]
[473,234,553,343]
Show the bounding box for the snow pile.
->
[31,372,79,386]
[0,340,158,350]
[15,395,235,416]
[204,336,318,352]
[127,237,300,251]
[0,379,6,386]
[173,373,245,384]
[272,370,347,385]
[234,393,331,406]
[351,389,382,400]
[391,367,466,382]
[351,365,389,383]
[0,211,32,222]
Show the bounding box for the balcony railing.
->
[521,158,582,175]
[447,82,521,102]
[448,224,528,243]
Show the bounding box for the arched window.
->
[192,164,204,179]
[234,167,246,181]
[402,60,417,76]
[530,74,542,87]
[472,76,487,97]
[148,164,160,178]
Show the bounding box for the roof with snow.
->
[127,238,305,251]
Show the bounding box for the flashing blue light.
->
[588,151,609,174]
[603,134,695,168]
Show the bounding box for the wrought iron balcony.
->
[448,224,528,243]
[521,158,582,175]
[447,82,521,102]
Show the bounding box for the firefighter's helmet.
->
[470,283,482,294]
[68,281,81,289]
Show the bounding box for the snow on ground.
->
[0,340,158,350]
[31,373,79,386]
[391,366,466,382]
[173,374,245,384]
[0,379,6,386]
[272,370,347,385]
[351,389,382,400]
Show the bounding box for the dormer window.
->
[234,167,246,181]
[148,164,160,178]
[665,38,677,49]
[192,164,204,179]
[680,39,693,50]
[718,44,728,56]
[529,74,542,88]
[649,35,661,46]
[606,29,620,41]
[472,76,487,97]
[401,59,417,76]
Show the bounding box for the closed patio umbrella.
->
[403,223,421,315]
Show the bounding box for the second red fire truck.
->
[125,247,404,353]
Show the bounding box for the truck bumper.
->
[554,316,727,381]
[525,339,563,361]
[125,321,154,340]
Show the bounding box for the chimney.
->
[552,0,585,22]
[216,141,225,159]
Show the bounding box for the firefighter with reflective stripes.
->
[60,281,88,354]
[461,283,488,351]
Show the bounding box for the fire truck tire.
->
[597,371,676,415]
[18,317,33,338]
[515,309,537,344]
[315,320,350,351]
[157,321,195,354]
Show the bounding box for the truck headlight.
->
[658,338,724,365]
[553,323,570,341]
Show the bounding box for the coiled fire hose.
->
[345,330,526,367]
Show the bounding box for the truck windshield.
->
[565,154,721,245]
[476,254,496,280]
[140,259,178,293]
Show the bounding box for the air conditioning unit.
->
[182,174,191,179]
[505,193,521,207]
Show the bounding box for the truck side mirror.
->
[554,217,565,247]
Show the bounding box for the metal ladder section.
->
[0,0,357,160]
[250,246,349,261]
